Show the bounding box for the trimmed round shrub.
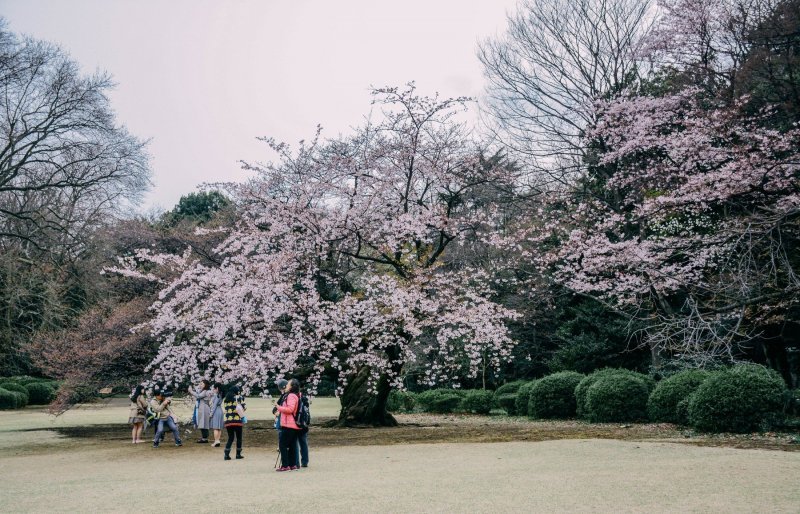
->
[0,382,29,406]
[584,374,650,422]
[495,393,519,415]
[576,368,654,419]
[688,364,787,433]
[387,390,417,413]
[460,390,495,414]
[675,398,691,424]
[415,389,463,413]
[25,382,56,405]
[515,381,538,417]
[0,388,26,409]
[528,371,585,419]
[494,380,527,396]
[647,370,711,424]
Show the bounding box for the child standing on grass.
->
[128,385,147,444]
[223,385,246,460]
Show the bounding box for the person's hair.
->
[288,378,300,395]
[130,385,145,402]
[213,382,223,395]
[201,379,211,391]
[224,385,240,402]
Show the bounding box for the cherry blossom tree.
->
[116,85,521,425]
[536,86,799,373]
[511,0,799,385]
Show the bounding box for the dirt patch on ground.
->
[48,413,800,453]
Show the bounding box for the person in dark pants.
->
[273,379,309,468]
[223,385,246,461]
[272,379,289,465]
[295,387,309,468]
[273,378,302,471]
[151,390,182,448]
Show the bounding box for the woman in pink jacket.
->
[273,378,301,472]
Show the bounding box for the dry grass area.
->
[1,398,800,512]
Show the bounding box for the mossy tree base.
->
[336,366,397,427]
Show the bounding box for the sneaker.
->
[212,441,221,447]
[152,444,159,448]
[301,464,308,468]
[276,466,291,472]
[175,442,183,447]
[290,466,299,470]
[196,439,209,443]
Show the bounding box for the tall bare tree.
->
[478,0,655,186]
[0,21,151,374]
[0,21,150,256]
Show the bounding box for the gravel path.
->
[2,439,799,513]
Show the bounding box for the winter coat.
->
[128,395,147,421]
[209,393,224,430]
[275,392,300,430]
[149,398,174,420]
[191,388,212,429]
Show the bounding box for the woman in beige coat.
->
[128,385,147,444]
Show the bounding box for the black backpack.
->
[294,394,310,430]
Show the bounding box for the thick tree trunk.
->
[336,366,397,427]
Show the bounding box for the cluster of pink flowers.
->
[115,85,521,394]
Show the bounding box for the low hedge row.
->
[482,364,789,433]
[687,364,787,433]
[387,388,496,415]
[0,376,59,409]
[0,388,27,409]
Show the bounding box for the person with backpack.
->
[272,379,289,466]
[273,378,302,471]
[295,384,310,468]
[128,385,147,444]
[151,389,182,448]
[209,383,224,447]
[189,379,212,443]
[223,385,246,460]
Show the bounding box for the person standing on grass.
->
[189,379,212,443]
[272,379,288,465]
[223,385,246,460]
[128,385,147,444]
[209,382,224,447]
[295,383,309,468]
[151,390,182,448]
[273,378,302,472]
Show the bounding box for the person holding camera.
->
[189,379,212,443]
[151,389,182,448]
[223,385,246,460]
[273,378,302,472]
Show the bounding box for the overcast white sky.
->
[0,0,520,211]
